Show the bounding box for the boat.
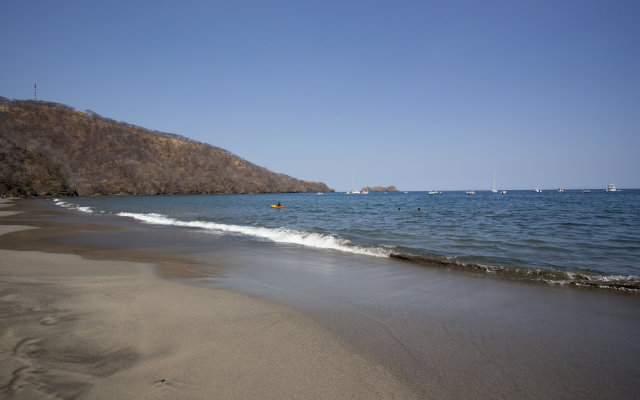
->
[466,190,476,195]
[346,174,360,194]
[557,188,564,193]
[270,204,284,209]
[361,178,369,194]
[500,190,507,195]
[491,169,498,193]
[583,189,591,193]
[534,188,542,193]
[606,184,619,192]
[428,190,441,195]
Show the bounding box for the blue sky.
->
[2,0,639,191]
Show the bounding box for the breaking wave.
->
[53,198,94,214]
[117,212,391,258]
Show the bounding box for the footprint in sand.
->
[40,313,76,326]
[40,315,60,325]
[12,337,40,357]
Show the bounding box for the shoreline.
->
[50,193,640,294]
[0,199,421,399]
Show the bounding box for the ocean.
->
[54,189,640,291]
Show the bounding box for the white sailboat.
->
[491,169,498,193]
[346,174,360,194]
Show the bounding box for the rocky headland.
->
[363,186,398,192]
[0,98,333,197]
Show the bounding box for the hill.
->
[0,98,332,197]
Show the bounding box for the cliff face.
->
[0,98,332,197]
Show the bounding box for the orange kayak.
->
[270,205,284,208]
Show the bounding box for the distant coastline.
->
[362,185,398,192]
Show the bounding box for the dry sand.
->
[0,200,420,399]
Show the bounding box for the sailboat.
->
[345,174,360,194]
[491,169,498,193]
[361,177,369,194]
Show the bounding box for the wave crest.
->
[117,212,390,258]
[53,199,94,214]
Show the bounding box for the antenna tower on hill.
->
[34,82,37,100]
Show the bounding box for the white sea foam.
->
[53,199,94,214]
[117,212,390,257]
[53,199,73,208]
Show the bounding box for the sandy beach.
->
[0,199,420,399]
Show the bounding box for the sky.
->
[2,0,639,191]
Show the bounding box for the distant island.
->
[362,186,398,192]
[0,98,333,197]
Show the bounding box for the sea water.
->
[55,189,640,290]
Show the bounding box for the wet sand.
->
[0,199,420,399]
[195,242,640,400]
[2,198,640,399]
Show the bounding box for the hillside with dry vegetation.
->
[0,98,332,197]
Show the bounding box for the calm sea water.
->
[55,189,640,289]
